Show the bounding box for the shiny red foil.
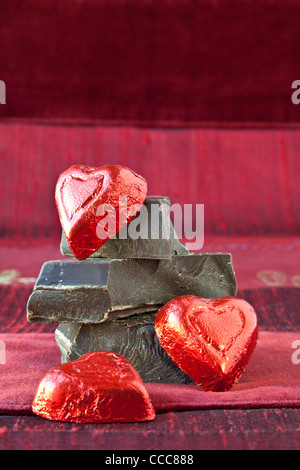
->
[55,165,147,260]
[155,296,258,392]
[32,351,155,423]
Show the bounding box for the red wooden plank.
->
[0,409,299,450]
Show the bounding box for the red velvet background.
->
[0,0,299,450]
[1,125,300,239]
[1,0,300,125]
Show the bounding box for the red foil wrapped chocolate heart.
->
[155,295,258,392]
[55,165,147,260]
[32,351,155,423]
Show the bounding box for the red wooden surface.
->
[0,409,300,450]
[0,279,299,449]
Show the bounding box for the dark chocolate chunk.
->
[60,196,190,260]
[55,313,194,384]
[27,253,237,324]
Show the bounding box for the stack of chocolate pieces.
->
[27,165,237,385]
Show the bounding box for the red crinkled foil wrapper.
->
[32,351,155,423]
[55,164,147,260]
[155,295,258,392]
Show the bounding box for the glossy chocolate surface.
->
[27,254,237,324]
[55,313,194,384]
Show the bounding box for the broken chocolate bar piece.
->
[60,196,189,260]
[27,254,237,324]
[55,312,194,384]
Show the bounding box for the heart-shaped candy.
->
[55,165,147,260]
[155,295,258,392]
[32,351,155,423]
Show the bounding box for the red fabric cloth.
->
[1,1,300,125]
[1,124,300,239]
[0,331,299,416]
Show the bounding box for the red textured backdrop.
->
[0,1,299,242]
[0,0,300,125]
[0,124,299,239]
[0,1,299,450]
[0,2,299,291]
